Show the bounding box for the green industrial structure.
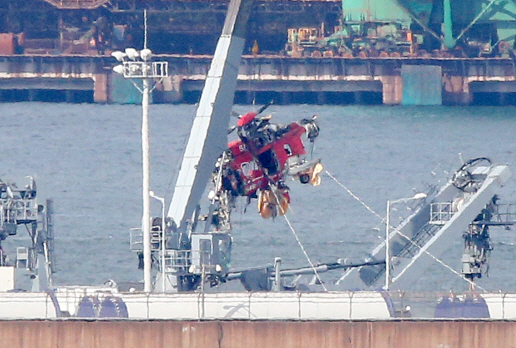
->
[1,0,516,56]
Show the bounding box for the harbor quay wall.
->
[1,319,516,348]
[1,54,516,105]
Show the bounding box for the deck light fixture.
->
[111,51,127,62]
[125,47,140,61]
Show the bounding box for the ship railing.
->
[119,61,168,79]
[40,0,109,10]
[0,204,13,224]
[130,229,192,271]
[129,226,162,252]
[13,198,38,223]
[0,197,37,224]
[130,228,143,252]
[164,250,191,272]
[130,227,165,253]
[489,203,516,225]
[0,203,18,235]
[429,202,455,225]
[150,226,163,251]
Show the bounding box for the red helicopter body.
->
[220,111,320,205]
[225,122,308,197]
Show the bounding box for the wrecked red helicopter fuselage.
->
[214,110,323,219]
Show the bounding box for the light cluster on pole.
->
[112,48,167,80]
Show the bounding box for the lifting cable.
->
[271,188,328,291]
[325,169,485,292]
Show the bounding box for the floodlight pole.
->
[142,76,152,293]
[112,46,168,293]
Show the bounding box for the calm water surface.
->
[0,102,515,292]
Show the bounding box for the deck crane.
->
[0,177,55,292]
[338,157,516,291]
[131,0,255,292]
[130,0,325,292]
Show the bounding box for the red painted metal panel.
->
[0,34,15,55]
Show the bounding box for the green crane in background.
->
[443,0,454,49]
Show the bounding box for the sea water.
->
[0,102,515,293]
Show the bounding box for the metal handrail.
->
[429,202,455,224]
[491,204,516,225]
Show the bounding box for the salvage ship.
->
[1,0,516,321]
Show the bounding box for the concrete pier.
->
[1,55,516,105]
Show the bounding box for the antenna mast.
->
[144,9,148,50]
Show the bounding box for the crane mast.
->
[159,0,254,292]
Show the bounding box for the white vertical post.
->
[385,200,391,291]
[161,198,166,292]
[144,9,148,50]
[274,257,281,291]
[142,14,152,293]
[142,77,152,293]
